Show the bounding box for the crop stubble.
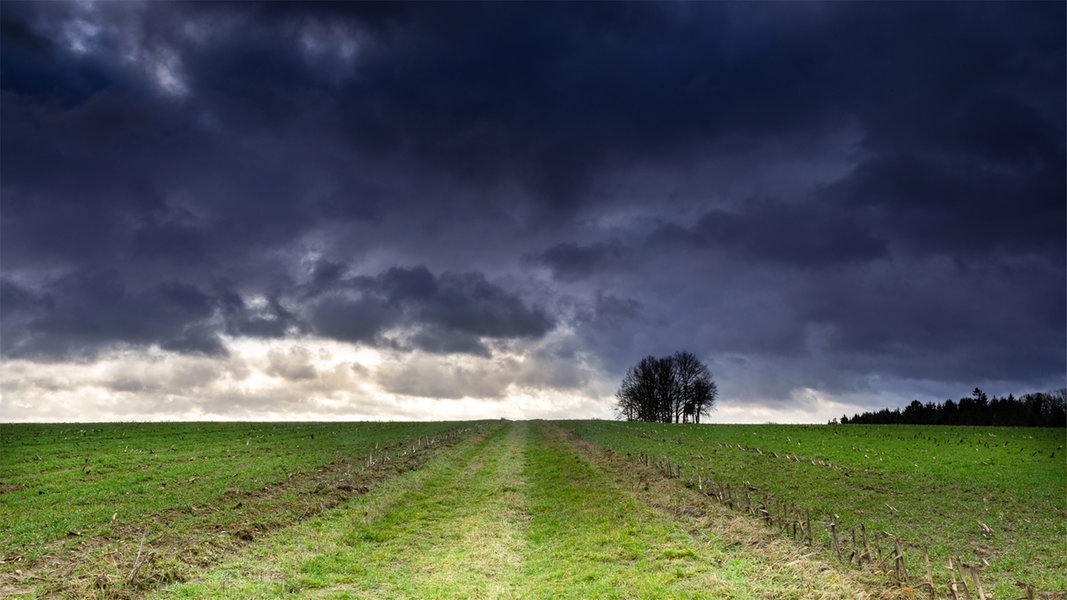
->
[4,420,1045,599]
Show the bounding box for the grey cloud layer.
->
[308,266,554,353]
[1,1,1063,415]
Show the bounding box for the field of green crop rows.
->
[0,420,469,588]
[557,421,1067,599]
[0,421,470,553]
[2,420,1063,599]
[158,421,871,599]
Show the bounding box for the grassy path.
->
[157,421,524,598]
[158,421,879,599]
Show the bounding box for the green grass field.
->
[0,420,474,596]
[154,421,868,599]
[557,421,1067,599]
[0,421,467,557]
[1,420,1063,599]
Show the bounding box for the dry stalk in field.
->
[829,517,843,562]
[947,556,961,600]
[893,537,910,586]
[922,547,936,600]
[127,528,150,585]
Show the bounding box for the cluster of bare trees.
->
[615,351,718,423]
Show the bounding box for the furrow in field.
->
[526,421,883,599]
[155,420,524,598]
[556,420,1067,598]
[2,424,482,599]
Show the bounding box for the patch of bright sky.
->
[0,334,899,424]
[709,387,860,424]
[0,334,601,421]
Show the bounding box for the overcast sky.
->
[1,1,1064,423]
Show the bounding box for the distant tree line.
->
[616,351,718,423]
[835,388,1067,427]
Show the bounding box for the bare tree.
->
[616,351,717,423]
[688,374,717,423]
[673,350,717,424]
[647,356,672,423]
[615,355,658,422]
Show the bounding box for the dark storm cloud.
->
[308,293,396,345]
[791,258,1066,383]
[825,153,1064,262]
[650,200,888,269]
[582,293,642,327]
[0,3,129,105]
[219,289,298,339]
[530,242,625,282]
[308,266,554,354]
[142,2,851,215]
[1,0,1063,418]
[1,271,224,359]
[413,271,552,339]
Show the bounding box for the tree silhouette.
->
[616,351,717,423]
[838,388,1066,427]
